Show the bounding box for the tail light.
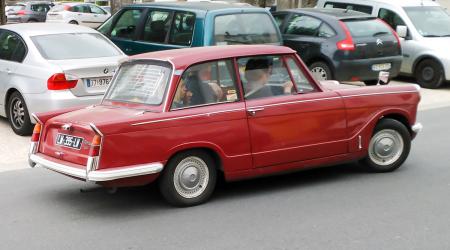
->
[88,135,102,157]
[63,5,72,11]
[47,73,78,90]
[31,123,42,142]
[377,19,402,50]
[337,21,355,51]
[16,10,29,15]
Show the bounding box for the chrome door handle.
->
[247,108,264,116]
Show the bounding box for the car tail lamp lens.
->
[63,5,72,11]
[88,135,101,157]
[31,123,42,142]
[337,21,355,51]
[17,10,27,15]
[47,73,78,90]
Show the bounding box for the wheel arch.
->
[379,113,412,136]
[166,144,224,172]
[307,56,335,78]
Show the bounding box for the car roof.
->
[130,45,295,69]
[281,8,372,20]
[322,0,440,7]
[1,23,99,37]
[127,2,257,11]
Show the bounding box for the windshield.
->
[214,13,280,45]
[404,6,450,37]
[104,62,172,106]
[32,33,122,60]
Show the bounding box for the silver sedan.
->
[0,23,126,135]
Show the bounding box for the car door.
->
[282,14,326,63]
[238,54,348,168]
[107,8,146,55]
[86,5,109,28]
[0,30,26,114]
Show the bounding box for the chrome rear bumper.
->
[29,153,163,182]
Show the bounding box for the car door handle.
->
[247,108,264,116]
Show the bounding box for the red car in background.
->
[28,45,422,207]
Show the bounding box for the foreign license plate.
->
[372,63,391,71]
[55,134,83,150]
[86,77,111,88]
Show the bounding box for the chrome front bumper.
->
[29,153,163,182]
[412,123,423,134]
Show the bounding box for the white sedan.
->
[46,3,110,28]
[0,23,126,135]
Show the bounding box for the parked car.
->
[0,23,126,136]
[97,2,282,55]
[272,8,402,84]
[46,3,111,28]
[6,1,53,23]
[317,0,450,88]
[28,45,422,207]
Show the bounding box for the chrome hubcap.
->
[10,97,25,129]
[311,67,328,81]
[368,129,404,166]
[174,156,209,199]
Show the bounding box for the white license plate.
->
[55,134,83,150]
[372,63,391,71]
[86,77,111,88]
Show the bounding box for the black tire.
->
[27,19,38,23]
[364,80,378,86]
[69,20,78,25]
[158,150,217,207]
[309,61,333,81]
[360,118,411,173]
[415,59,445,89]
[7,91,33,136]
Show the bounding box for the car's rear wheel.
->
[415,59,445,89]
[309,61,332,81]
[363,80,378,86]
[7,91,33,136]
[69,20,78,25]
[159,150,217,207]
[361,119,411,172]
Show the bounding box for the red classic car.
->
[28,45,422,206]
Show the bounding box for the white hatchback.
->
[46,3,110,28]
[0,23,126,135]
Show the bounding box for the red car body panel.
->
[30,45,421,186]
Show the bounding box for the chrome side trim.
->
[341,90,419,98]
[89,123,103,136]
[248,96,341,109]
[412,123,423,134]
[31,113,42,124]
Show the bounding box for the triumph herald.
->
[28,45,422,206]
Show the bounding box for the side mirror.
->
[396,25,408,39]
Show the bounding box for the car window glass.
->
[72,5,89,13]
[169,12,195,46]
[324,2,373,14]
[344,19,392,38]
[286,14,322,36]
[111,9,143,40]
[142,10,171,43]
[0,32,26,63]
[214,13,280,45]
[90,5,106,15]
[378,8,406,30]
[318,22,336,38]
[285,57,315,94]
[171,60,239,109]
[272,13,287,30]
[237,56,295,100]
[30,4,50,12]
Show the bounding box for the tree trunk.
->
[1,0,6,25]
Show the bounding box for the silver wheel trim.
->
[173,156,209,199]
[368,129,404,166]
[311,67,328,81]
[10,97,25,129]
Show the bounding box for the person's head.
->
[198,64,212,82]
[245,58,271,83]
[173,80,193,106]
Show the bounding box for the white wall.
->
[437,0,450,9]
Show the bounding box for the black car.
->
[273,8,402,85]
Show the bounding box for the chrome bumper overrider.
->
[29,153,163,182]
[412,123,423,134]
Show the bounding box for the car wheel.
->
[69,20,78,25]
[7,92,33,136]
[415,59,444,89]
[363,80,378,86]
[27,19,38,23]
[159,150,217,207]
[309,62,333,81]
[361,118,411,173]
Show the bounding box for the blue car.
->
[98,2,282,55]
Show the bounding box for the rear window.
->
[344,19,392,38]
[214,13,280,45]
[104,62,172,105]
[31,33,122,60]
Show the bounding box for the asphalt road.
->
[0,105,449,250]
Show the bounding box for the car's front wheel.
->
[159,150,217,207]
[361,119,411,172]
[8,91,33,136]
[415,59,445,89]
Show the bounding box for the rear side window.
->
[344,19,392,38]
[324,2,373,14]
[286,15,322,36]
[272,13,287,30]
[169,12,195,46]
[142,10,172,43]
[318,23,336,38]
[214,13,280,45]
[90,5,106,15]
[30,4,50,13]
[110,9,143,40]
[72,5,90,13]
[378,8,406,30]
[0,31,26,63]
